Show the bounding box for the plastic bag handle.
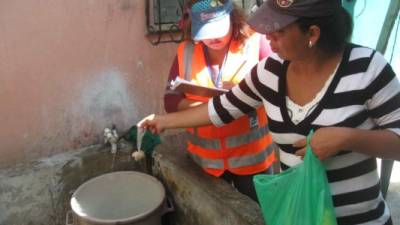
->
[305,129,315,158]
[306,130,314,148]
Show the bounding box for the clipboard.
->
[169,77,228,98]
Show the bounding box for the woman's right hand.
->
[137,114,165,135]
[137,103,211,135]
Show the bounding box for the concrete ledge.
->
[0,142,141,225]
[153,133,265,225]
[0,133,266,225]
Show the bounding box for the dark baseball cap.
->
[248,0,341,34]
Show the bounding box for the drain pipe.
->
[375,0,399,199]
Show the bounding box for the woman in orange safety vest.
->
[164,0,276,201]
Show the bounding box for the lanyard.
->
[203,41,231,88]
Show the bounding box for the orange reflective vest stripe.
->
[176,34,276,176]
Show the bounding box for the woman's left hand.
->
[221,81,236,89]
[293,127,353,160]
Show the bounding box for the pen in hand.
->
[228,60,247,82]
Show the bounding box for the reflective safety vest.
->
[176,34,276,177]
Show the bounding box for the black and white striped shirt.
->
[208,44,399,225]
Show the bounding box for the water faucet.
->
[104,126,119,154]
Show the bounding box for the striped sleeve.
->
[364,51,400,135]
[208,59,266,127]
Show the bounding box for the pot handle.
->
[161,196,175,215]
[66,210,74,225]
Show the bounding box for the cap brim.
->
[192,15,230,41]
[248,2,297,34]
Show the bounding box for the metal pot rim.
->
[70,171,165,224]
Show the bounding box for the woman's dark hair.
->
[296,7,353,55]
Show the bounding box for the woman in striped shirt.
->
[139,0,400,224]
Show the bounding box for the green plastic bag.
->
[253,130,337,225]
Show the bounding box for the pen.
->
[228,60,247,82]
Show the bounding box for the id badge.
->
[248,111,258,129]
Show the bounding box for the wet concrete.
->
[0,133,264,225]
[0,142,141,225]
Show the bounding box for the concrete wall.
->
[0,0,176,168]
[0,2,266,224]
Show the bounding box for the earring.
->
[308,41,313,48]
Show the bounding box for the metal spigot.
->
[104,125,119,154]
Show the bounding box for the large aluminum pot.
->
[67,171,173,225]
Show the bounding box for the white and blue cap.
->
[190,0,233,41]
